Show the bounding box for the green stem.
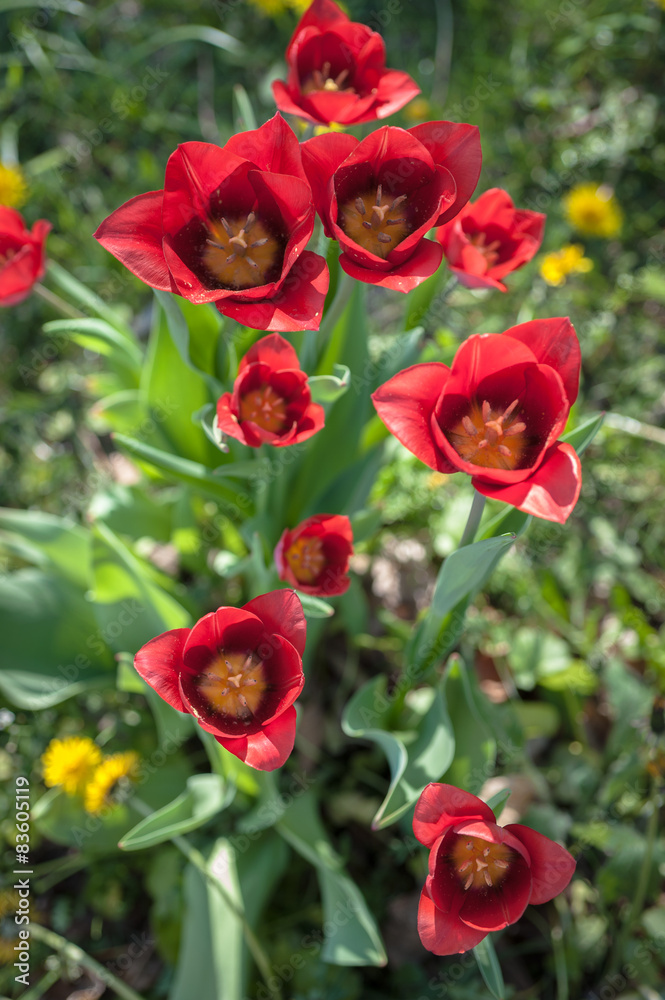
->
[29,924,144,1000]
[319,270,354,340]
[132,797,280,999]
[459,490,486,547]
[16,966,62,1000]
[32,282,84,319]
[610,788,660,971]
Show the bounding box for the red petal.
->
[0,246,42,306]
[0,206,30,238]
[408,122,482,225]
[215,705,298,771]
[94,190,174,293]
[372,363,454,474]
[417,882,487,956]
[464,188,516,229]
[338,237,443,293]
[240,333,301,373]
[217,251,329,333]
[301,133,358,230]
[506,824,576,904]
[134,628,190,712]
[293,0,348,35]
[504,318,581,407]
[459,854,532,931]
[450,266,507,292]
[225,113,306,183]
[182,608,263,674]
[412,782,496,848]
[473,441,582,523]
[243,589,307,656]
[374,70,422,119]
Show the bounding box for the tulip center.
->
[340,184,411,259]
[285,535,326,584]
[238,384,289,433]
[195,649,267,722]
[450,834,513,891]
[202,212,280,290]
[446,398,527,470]
[467,231,502,270]
[303,60,354,94]
[0,247,16,266]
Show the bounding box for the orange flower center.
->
[340,183,411,260]
[202,212,279,289]
[450,834,513,891]
[239,384,288,433]
[446,398,527,471]
[468,231,502,269]
[195,649,267,723]
[302,60,355,94]
[285,535,326,584]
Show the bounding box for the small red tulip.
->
[302,122,481,291]
[272,0,420,127]
[372,319,582,523]
[94,115,328,332]
[436,188,545,291]
[0,207,51,307]
[274,513,353,596]
[216,333,324,448]
[414,783,576,956]
[134,590,306,771]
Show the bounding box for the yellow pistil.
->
[286,535,326,584]
[83,752,139,814]
[202,212,279,289]
[41,735,102,797]
[303,60,354,95]
[467,231,502,269]
[239,384,288,433]
[450,834,513,891]
[340,184,411,260]
[195,649,267,722]
[447,398,527,471]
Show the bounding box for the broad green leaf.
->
[403,265,447,331]
[153,291,222,394]
[561,410,605,454]
[406,534,516,676]
[142,296,220,464]
[294,591,335,618]
[474,936,505,999]
[128,24,244,64]
[233,83,258,130]
[120,774,230,850]
[45,260,133,334]
[485,788,511,820]
[0,507,90,587]
[91,389,144,435]
[43,317,142,375]
[439,658,496,793]
[277,792,387,966]
[0,569,115,709]
[112,433,257,503]
[90,521,190,657]
[88,484,173,542]
[307,364,350,404]
[507,628,572,690]
[341,675,455,829]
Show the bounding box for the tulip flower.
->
[0,207,51,307]
[372,318,582,523]
[134,591,306,771]
[275,513,353,596]
[94,115,328,332]
[436,188,545,291]
[272,0,420,127]
[216,333,324,448]
[302,122,481,291]
[414,783,576,955]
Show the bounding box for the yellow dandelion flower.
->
[249,0,310,14]
[403,97,432,124]
[564,183,622,238]
[0,891,21,964]
[41,736,102,796]
[313,122,346,135]
[539,244,593,287]
[0,163,28,208]
[84,751,139,815]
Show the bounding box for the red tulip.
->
[274,513,353,596]
[413,783,576,956]
[272,0,420,127]
[216,333,324,448]
[302,122,481,291]
[134,591,306,771]
[94,115,328,332]
[0,207,51,307]
[371,319,582,523]
[436,188,545,292]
